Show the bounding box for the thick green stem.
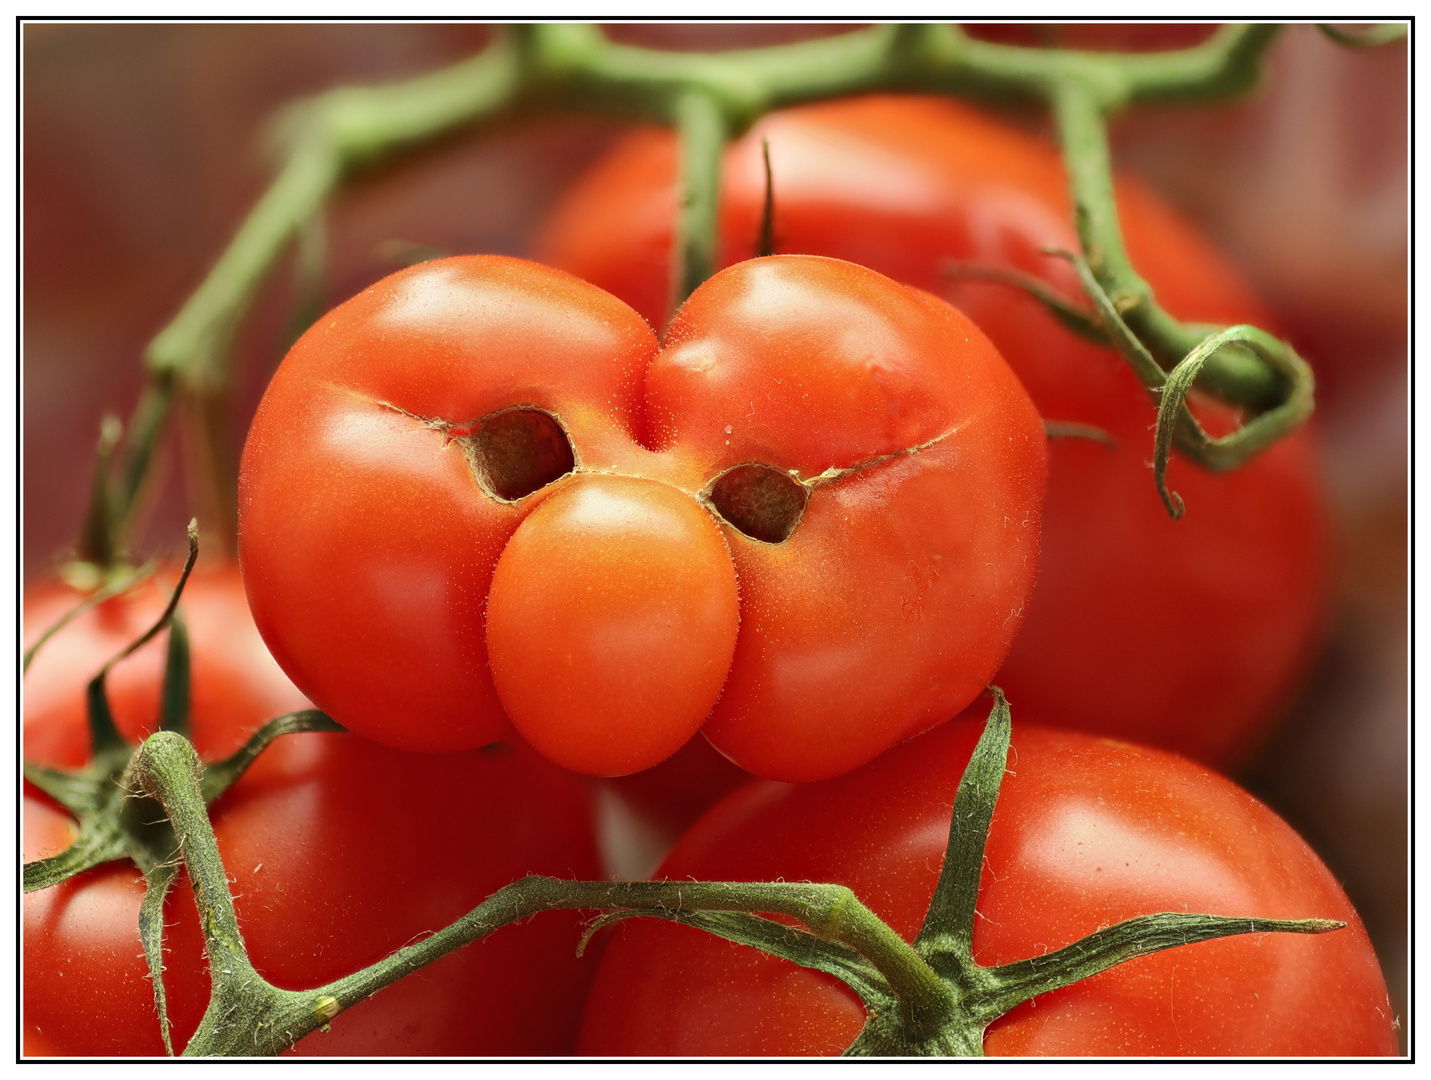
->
[671,88,728,312]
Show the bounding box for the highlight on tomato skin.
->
[576,707,1400,1058]
[533,94,1332,771]
[238,252,1047,782]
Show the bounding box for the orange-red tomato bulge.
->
[487,473,741,776]
[237,253,1046,780]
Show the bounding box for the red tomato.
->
[23,568,604,1057]
[577,707,1399,1056]
[534,95,1331,769]
[238,253,1046,780]
[23,562,311,768]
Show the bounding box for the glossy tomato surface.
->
[238,253,1046,780]
[535,95,1331,768]
[22,567,604,1057]
[578,708,1398,1057]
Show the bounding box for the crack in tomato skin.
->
[238,253,1045,779]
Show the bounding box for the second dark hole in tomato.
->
[472,409,575,501]
[709,464,808,544]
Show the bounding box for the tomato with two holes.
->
[237,253,1047,782]
[22,566,604,1057]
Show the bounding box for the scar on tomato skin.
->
[797,421,968,490]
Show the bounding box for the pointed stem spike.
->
[969,911,1348,1024]
[23,561,158,675]
[756,136,776,258]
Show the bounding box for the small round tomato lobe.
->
[485,473,740,776]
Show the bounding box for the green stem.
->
[124,726,949,1056]
[103,24,1309,541]
[671,87,728,312]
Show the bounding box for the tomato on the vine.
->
[22,568,604,1057]
[23,562,310,768]
[238,253,1046,781]
[535,94,1331,769]
[577,704,1398,1056]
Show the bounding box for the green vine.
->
[83,22,1400,549]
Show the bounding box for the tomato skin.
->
[240,253,1045,781]
[22,569,605,1057]
[577,709,1398,1057]
[534,95,1331,768]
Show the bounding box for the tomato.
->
[23,568,605,1057]
[534,95,1331,769]
[238,253,1046,780]
[23,562,311,768]
[577,706,1399,1056]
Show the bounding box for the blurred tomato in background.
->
[22,22,1408,1050]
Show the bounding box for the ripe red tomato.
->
[534,95,1331,769]
[23,562,311,768]
[577,706,1399,1056]
[23,568,605,1057]
[238,253,1046,780]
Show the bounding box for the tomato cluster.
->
[23,78,1396,1060]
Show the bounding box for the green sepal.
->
[138,861,182,1056]
[158,608,192,738]
[23,560,158,675]
[200,710,346,803]
[583,906,892,1007]
[22,815,129,893]
[915,688,1010,964]
[1043,420,1118,449]
[943,260,1110,345]
[968,911,1346,1025]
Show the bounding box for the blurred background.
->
[22,22,1408,1048]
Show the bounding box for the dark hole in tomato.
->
[708,463,808,544]
[471,408,575,501]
